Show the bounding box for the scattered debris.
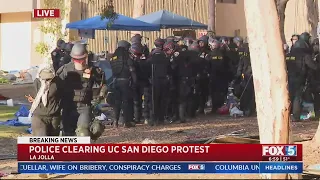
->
[142,138,157,144]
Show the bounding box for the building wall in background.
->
[72,0,246,53]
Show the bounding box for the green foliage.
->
[89,0,118,28]
[35,42,50,56]
[39,0,66,39]
[36,0,67,56]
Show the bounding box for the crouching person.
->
[29,63,62,136]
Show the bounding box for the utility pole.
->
[243,0,290,179]
[208,0,216,36]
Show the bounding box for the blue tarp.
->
[0,105,30,127]
[136,10,207,29]
[66,14,160,31]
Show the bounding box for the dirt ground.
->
[0,84,319,179]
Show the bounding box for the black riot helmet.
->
[129,43,143,57]
[220,36,230,44]
[70,43,88,60]
[183,37,194,46]
[64,43,74,52]
[163,41,175,55]
[233,36,243,44]
[291,34,299,41]
[57,39,66,49]
[292,39,308,49]
[208,39,221,50]
[130,34,142,44]
[154,38,165,48]
[300,32,311,44]
[166,36,176,42]
[198,35,209,44]
[117,40,131,50]
[188,42,200,53]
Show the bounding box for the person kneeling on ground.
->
[29,63,63,136]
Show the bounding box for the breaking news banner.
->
[18,162,303,174]
[33,9,60,18]
[17,137,302,162]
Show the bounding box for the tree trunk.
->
[244,0,290,179]
[132,0,145,36]
[208,0,216,34]
[314,0,320,144]
[275,0,289,44]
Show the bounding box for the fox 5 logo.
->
[262,145,297,156]
[188,164,205,170]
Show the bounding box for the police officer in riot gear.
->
[131,34,150,58]
[235,45,255,116]
[109,40,136,128]
[291,34,299,49]
[299,32,312,54]
[131,43,150,124]
[206,39,229,114]
[57,43,107,137]
[310,38,320,117]
[198,35,210,52]
[51,39,66,72]
[286,40,317,120]
[188,42,204,115]
[231,36,246,80]
[148,41,173,125]
[173,41,198,122]
[179,37,193,51]
[150,38,165,55]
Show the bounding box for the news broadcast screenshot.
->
[1,0,320,179]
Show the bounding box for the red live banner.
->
[17,144,302,162]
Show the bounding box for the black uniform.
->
[133,53,151,123]
[57,62,106,136]
[61,43,74,66]
[110,47,137,127]
[51,48,65,72]
[206,48,229,113]
[286,46,317,119]
[175,50,198,121]
[148,50,171,125]
[196,49,210,114]
[236,47,255,116]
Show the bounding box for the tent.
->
[66,14,160,31]
[136,10,207,29]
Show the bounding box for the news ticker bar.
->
[17,144,302,162]
[18,162,303,174]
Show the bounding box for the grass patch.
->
[0,106,28,138]
[0,106,19,121]
[0,125,28,138]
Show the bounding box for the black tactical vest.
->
[64,64,94,104]
[208,50,225,75]
[110,52,131,78]
[285,53,305,77]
